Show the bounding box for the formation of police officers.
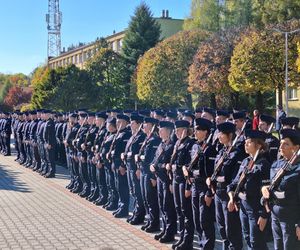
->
[0,107,299,250]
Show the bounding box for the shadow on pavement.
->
[0,163,31,193]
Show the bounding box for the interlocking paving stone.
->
[0,154,170,250]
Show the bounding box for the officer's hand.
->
[296,226,300,240]
[81,143,85,150]
[119,166,126,176]
[166,163,171,171]
[204,195,212,207]
[106,153,110,160]
[227,199,235,212]
[150,164,155,173]
[150,179,157,187]
[182,166,188,177]
[121,153,125,161]
[136,169,141,179]
[185,190,191,198]
[257,217,267,232]
[96,162,103,169]
[206,177,211,187]
[134,154,139,163]
[261,186,270,199]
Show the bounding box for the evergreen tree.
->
[121,2,161,72]
[184,0,222,32]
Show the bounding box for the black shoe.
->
[130,218,145,225]
[172,238,183,250]
[71,187,81,193]
[159,235,175,243]
[79,191,90,198]
[94,198,107,206]
[126,215,134,223]
[145,225,160,233]
[141,221,150,231]
[106,204,118,211]
[175,241,193,250]
[45,173,55,178]
[154,231,165,240]
[114,211,129,218]
[66,182,74,190]
[102,201,111,209]
[112,208,121,215]
[87,193,98,202]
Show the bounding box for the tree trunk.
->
[210,93,217,109]
[185,93,193,110]
[255,91,264,112]
[277,87,283,107]
[230,92,239,108]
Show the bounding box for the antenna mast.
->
[46,0,62,59]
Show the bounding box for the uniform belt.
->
[273,191,285,199]
[238,192,247,200]
[216,182,227,189]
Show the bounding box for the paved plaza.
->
[0,153,171,250]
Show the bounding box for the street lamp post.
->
[272,28,300,116]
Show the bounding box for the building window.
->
[79,53,82,64]
[287,87,298,100]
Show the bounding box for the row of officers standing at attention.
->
[0,107,299,250]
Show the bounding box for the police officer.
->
[29,111,41,171]
[43,110,56,178]
[228,130,270,249]
[233,111,248,159]
[136,117,161,232]
[23,111,32,167]
[123,114,146,224]
[185,118,217,249]
[64,113,80,190]
[102,117,119,211]
[12,111,20,161]
[109,114,131,218]
[76,112,90,197]
[2,112,11,156]
[261,129,300,250]
[206,122,243,250]
[38,111,48,175]
[83,112,99,202]
[16,112,26,164]
[166,120,194,250]
[150,121,177,243]
[55,112,66,166]
[93,112,109,206]
[213,110,229,152]
[281,117,299,130]
[259,114,279,164]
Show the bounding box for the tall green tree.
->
[184,0,253,32]
[135,30,210,108]
[223,0,253,28]
[31,65,99,111]
[86,48,131,109]
[121,2,161,72]
[229,27,300,108]
[184,0,222,32]
[252,0,300,27]
[188,28,242,108]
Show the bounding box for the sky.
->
[0,0,191,75]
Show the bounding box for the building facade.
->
[280,87,300,117]
[48,12,183,70]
